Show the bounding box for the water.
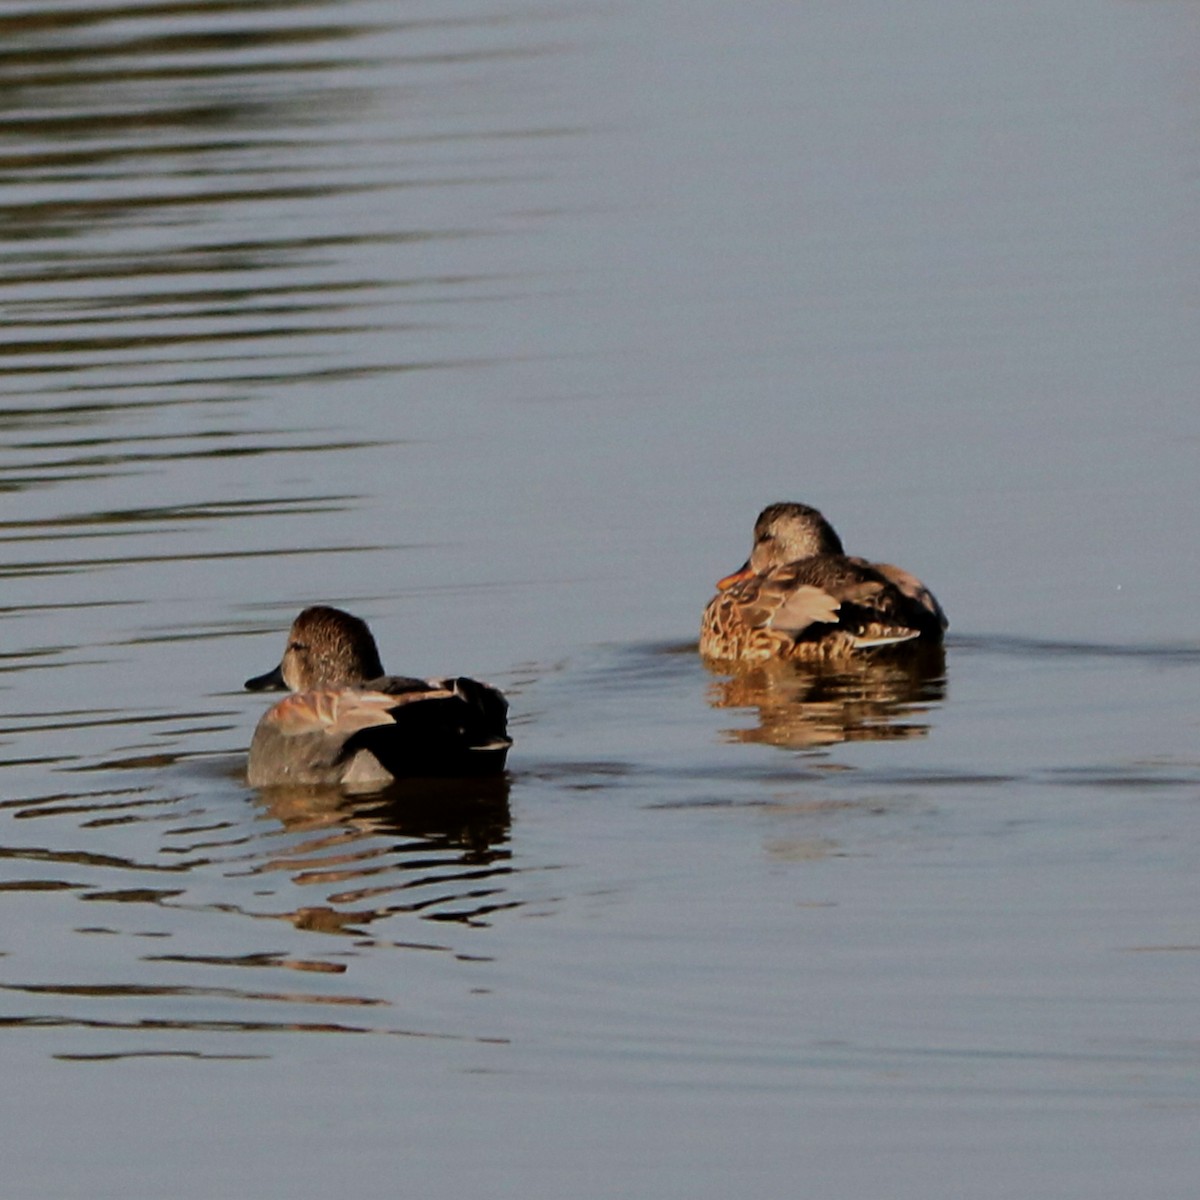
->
[1,1,1198,1196]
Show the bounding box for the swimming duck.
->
[700,502,946,662]
[244,605,511,789]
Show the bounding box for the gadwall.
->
[700,502,947,662]
[244,606,511,789]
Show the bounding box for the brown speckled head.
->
[747,502,845,573]
[245,606,385,692]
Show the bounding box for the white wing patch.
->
[846,629,920,649]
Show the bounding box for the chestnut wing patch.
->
[267,688,453,737]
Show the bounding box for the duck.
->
[244,605,511,789]
[700,502,946,663]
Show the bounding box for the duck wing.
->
[798,556,939,645]
[344,675,511,777]
[861,560,948,631]
[774,557,933,649]
[265,688,409,737]
[432,675,511,747]
[369,674,509,731]
[762,579,843,636]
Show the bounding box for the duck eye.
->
[288,641,306,652]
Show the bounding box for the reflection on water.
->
[705,647,946,749]
[0,770,524,1055]
[1,772,515,930]
[250,776,514,931]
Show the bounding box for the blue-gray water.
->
[1,2,1198,1197]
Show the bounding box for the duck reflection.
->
[251,776,513,931]
[706,646,946,749]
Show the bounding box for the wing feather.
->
[766,583,841,635]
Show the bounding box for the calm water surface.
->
[1,2,1199,1197]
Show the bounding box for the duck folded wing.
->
[864,560,948,629]
[370,673,510,728]
[437,675,510,733]
[766,559,925,646]
[267,688,414,737]
[764,582,842,636]
[340,678,511,777]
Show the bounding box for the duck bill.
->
[715,560,754,590]
[245,663,287,691]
